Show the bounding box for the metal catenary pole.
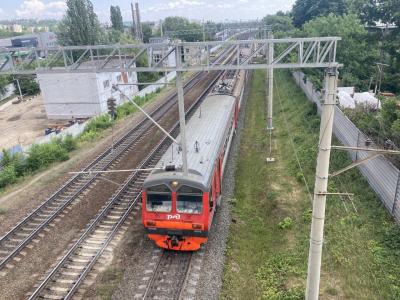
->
[267,32,274,130]
[305,67,338,300]
[175,45,189,175]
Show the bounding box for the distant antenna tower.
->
[131,2,143,41]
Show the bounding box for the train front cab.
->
[142,179,216,251]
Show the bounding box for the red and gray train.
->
[141,71,246,251]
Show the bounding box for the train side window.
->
[177,185,203,214]
[146,184,172,213]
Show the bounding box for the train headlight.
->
[171,181,179,189]
[147,221,156,227]
[192,223,202,230]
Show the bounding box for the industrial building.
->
[38,60,139,120]
[148,37,177,68]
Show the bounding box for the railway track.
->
[0,61,223,271]
[26,63,225,299]
[143,251,193,300]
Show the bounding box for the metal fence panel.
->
[293,72,400,223]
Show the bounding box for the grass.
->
[221,70,400,299]
[96,267,123,299]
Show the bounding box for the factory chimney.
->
[131,2,143,41]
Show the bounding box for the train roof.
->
[144,93,236,191]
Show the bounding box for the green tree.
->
[110,5,123,32]
[57,0,103,46]
[142,23,153,43]
[292,0,348,27]
[163,17,202,42]
[14,76,40,96]
[303,14,379,89]
[262,12,295,33]
[0,76,11,96]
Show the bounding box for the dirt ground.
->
[0,94,49,150]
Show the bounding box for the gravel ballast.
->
[194,71,252,300]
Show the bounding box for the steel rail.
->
[28,61,226,299]
[143,251,193,300]
[0,66,215,270]
[0,45,234,270]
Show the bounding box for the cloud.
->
[144,0,206,13]
[15,0,66,19]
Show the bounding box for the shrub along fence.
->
[293,71,400,223]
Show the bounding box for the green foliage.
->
[57,134,78,152]
[256,254,304,300]
[0,165,17,188]
[137,72,163,90]
[262,12,295,33]
[162,17,202,42]
[0,75,11,96]
[381,98,398,128]
[57,0,103,46]
[303,14,378,90]
[14,76,40,96]
[26,142,69,172]
[0,29,24,38]
[142,23,153,43]
[110,5,123,32]
[82,114,114,135]
[292,0,348,27]
[278,217,294,229]
[223,70,400,299]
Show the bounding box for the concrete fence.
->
[293,71,400,222]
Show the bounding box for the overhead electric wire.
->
[274,72,313,203]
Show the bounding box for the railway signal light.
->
[107,97,117,119]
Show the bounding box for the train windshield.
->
[146,184,172,212]
[177,185,203,214]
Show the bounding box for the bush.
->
[1,150,26,177]
[0,165,17,188]
[278,217,294,229]
[26,142,69,172]
[84,114,114,133]
[59,134,78,152]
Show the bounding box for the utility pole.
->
[305,67,338,300]
[267,32,274,130]
[202,20,206,42]
[266,32,275,162]
[175,46,189,175]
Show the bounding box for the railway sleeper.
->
[80,244,103,251]
[14,232,30,238]
[54,278,75,285]
[41,293,65,300]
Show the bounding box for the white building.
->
[10,24,23,33]
[148,37,177,68]
[38,60,139,119]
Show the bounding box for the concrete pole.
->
[305,67,338,300]
[14,77,23,100]
[175,46,189,175]
[267,32,274,130]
